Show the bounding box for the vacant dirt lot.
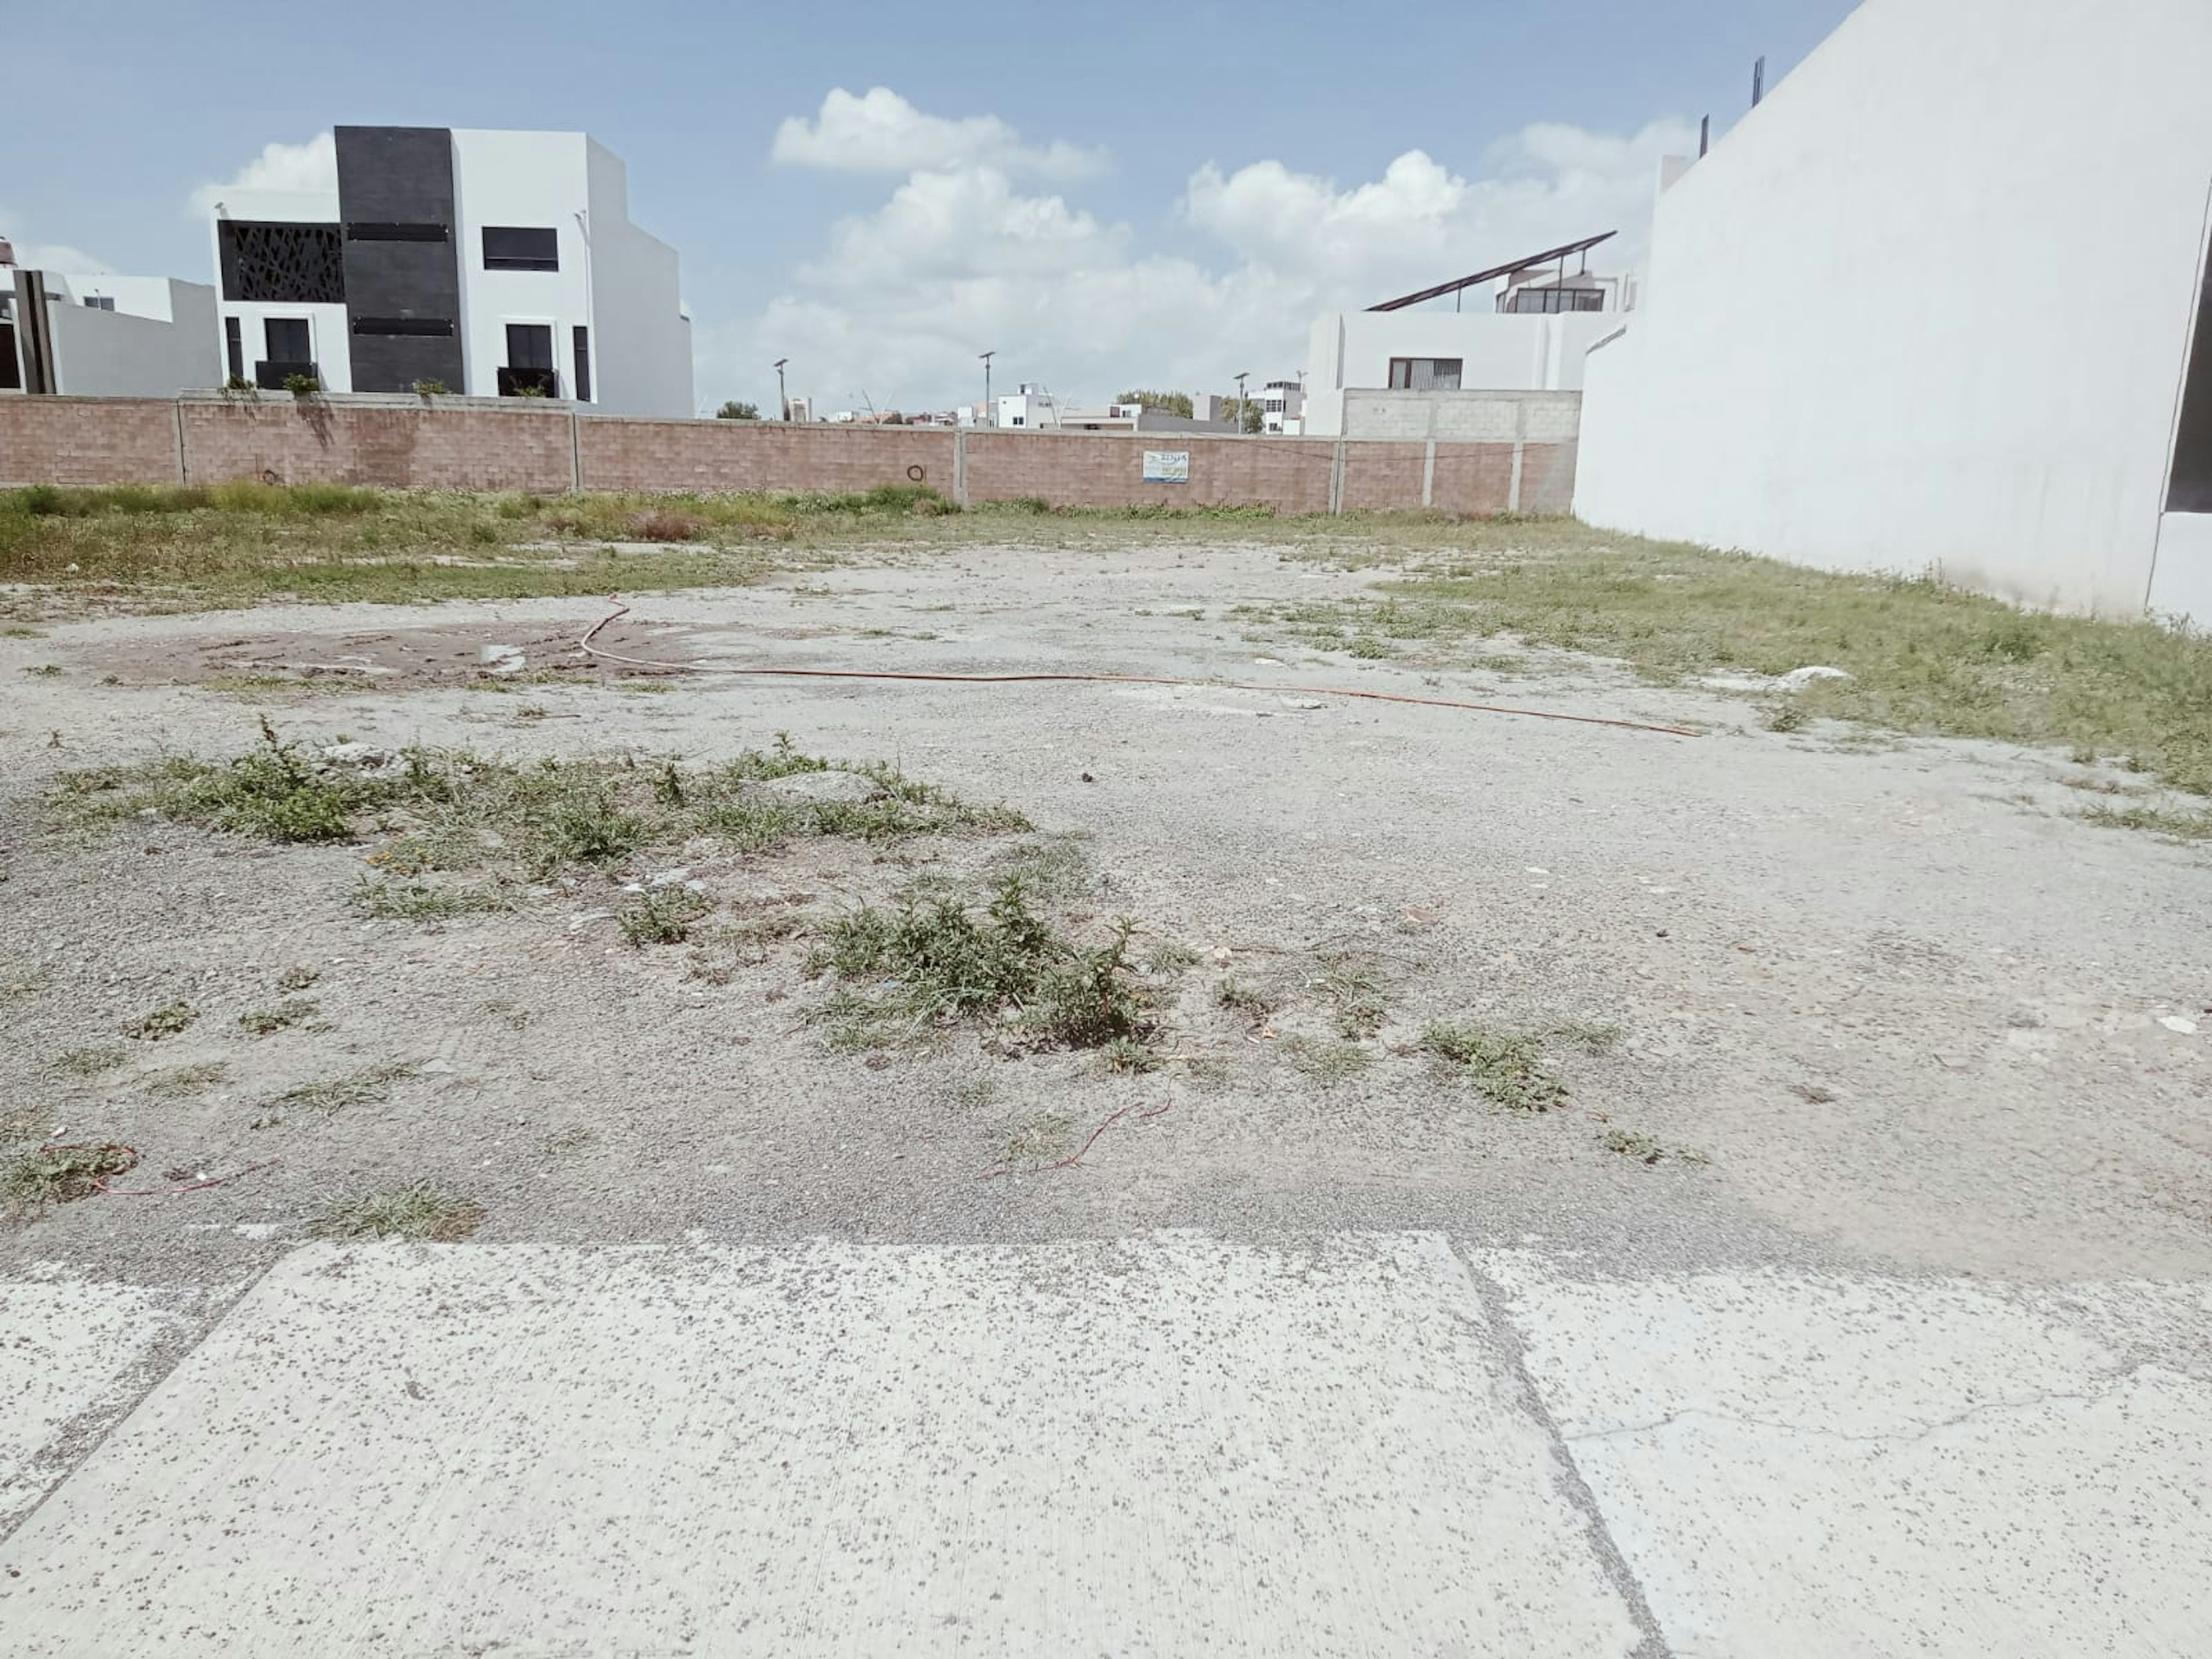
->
[4,534,2208,1290]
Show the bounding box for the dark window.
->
[217,220,346,304]
[225,317,243,381]
[2168,237,2212,513]
[1387,357,1463,391]
[82,296,116,312]
[0,323,20,392]
[483,226,559,272]
[573,324,591,403]
[264,317,311,361]
[506,323,554,368]
[346,222,449,243]
[351,316,456,336]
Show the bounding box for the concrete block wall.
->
[1339,389,1581,444]
[0,395,1578,517]
[179,395,576,493]
[0,397,180,486]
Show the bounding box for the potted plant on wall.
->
[282,372,322,399]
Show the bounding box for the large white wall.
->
[209,187,350,392]
[47,279,221,396]
[585,139,692,418]
[1573,0,2212,620]
[1304,310,1616,435]
[452,129,594,401]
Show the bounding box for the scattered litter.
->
[1526,868,1550,876]
[318,741,392,768]
[1282,698,1326,711]
[479,643,527,676]
[2158,1015,2199,1035]
[1253,656,1285,666]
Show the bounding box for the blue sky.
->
[8,0,1855,411]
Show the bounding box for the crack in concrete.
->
[1562,1361,2162,1456]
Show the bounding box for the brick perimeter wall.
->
[0,395,1579,515]
[179,400,574,492]
[581,419,955,495]
[0,397,179,486]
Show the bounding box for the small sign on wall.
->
[1141,449,1190,484]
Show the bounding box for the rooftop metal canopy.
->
[1366,231,1618,312]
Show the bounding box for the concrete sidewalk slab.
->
[0,1234,1646,1658]
[0,1278,192,1531]
[1483,1253,2212,1658]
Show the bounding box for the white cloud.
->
[187,132,336,216]
[716,103,1693,415]
[771,88,1107,181]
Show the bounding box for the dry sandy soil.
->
[4,539,2209,1290]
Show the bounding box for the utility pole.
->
[774,358,789,421]
[979,350,995,427]
[1234,370,1249,433]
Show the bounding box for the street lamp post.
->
[1234,370,1249,433]
[774,358,789,422]
[980,350,995,427]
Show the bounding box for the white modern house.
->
[1260,378,1305,435]
[993,384,1236,433]
[1302,236,1627,437]
[1573,0,2212,625]
[2,240,219,396]
[206,126,691,415]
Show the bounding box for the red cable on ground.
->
[579,597,1702,738]
[30,1142,277,1198]
[982,1099,1173,1180]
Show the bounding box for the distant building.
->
[785,395,812,423]
[1573,0,2212,624]
[2,246,219,397]
[206,125,691,415]
[1260,378,1304,435]
[995,384,1237,432]
[1302,234,1626,437]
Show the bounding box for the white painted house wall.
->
[208,186,351,392]
[583,138,691,418]
[452,129,594,404]
[1572,0,2212,622]
[45,279,219,396]
[1303,310,1619,436]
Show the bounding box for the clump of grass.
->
[1145,940,1200,973]
[351,878,510,920]
[143,1060,232,1098]
[2075,803,2212,842]
[1286,1038,1372,1088]
[819,876,1149,1050]
[1215,978,1277,1020]
[124,1001,198,1041]
[55,1045,127,1077]
[1597,1128,1706,1165]
[277,965,321,993]
[1550,1019,1624,1054]
[1421,1022,1565,1112]
[993,1111,1080,1171]
[57,717,372,842]
[620,887,713,946]
[628,509,703,542]
[1100,1036,1161,1074]
[1314,953,1389,1039]
[4,1143,134,1206]
[238,1000,316,1035]
[1762,700,1810,733]
[1346,634,1392,660]
[312,1184,482,1242]
[254,1060,417,1127]
[22,663,62,677]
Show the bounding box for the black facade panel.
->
[335,126,466,392]
[2168,239,2212,514]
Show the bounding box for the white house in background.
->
[2,240,219,396]
[1573,0,2212,625]
[993,384,1237,432]
[1260,378,1304,434]
[1302,234,1627,437]
[206,126,691,415]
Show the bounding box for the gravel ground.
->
[4,539,2209,1293]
